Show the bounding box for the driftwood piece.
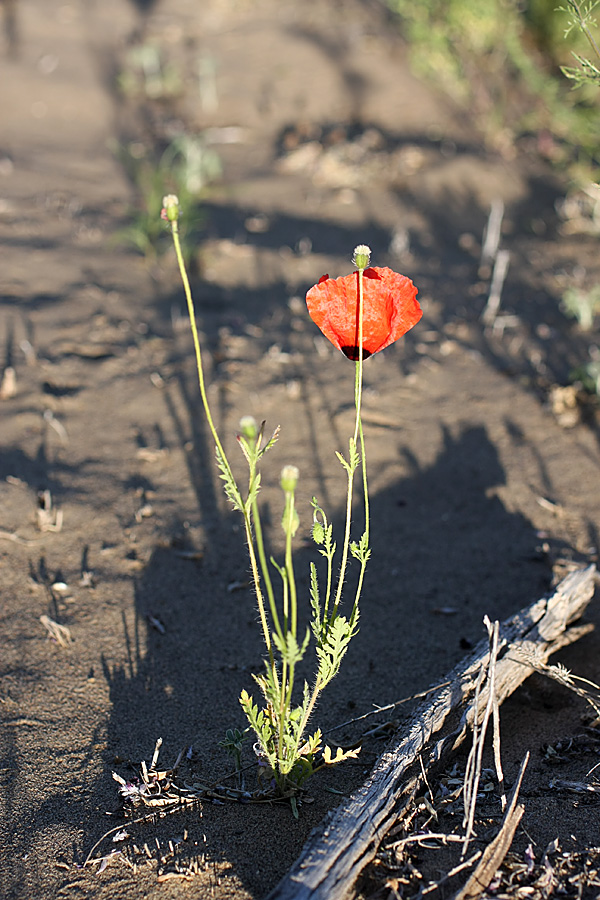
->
[267,566,596,900]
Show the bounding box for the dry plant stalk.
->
[454,753,529,900]
[519,652,600,720]
[462,616,504,855]
[39,615,72,647]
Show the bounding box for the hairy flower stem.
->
[244,511,275,664]
[351,416,369,626]
[291,687,321,771]
[275,481,300,775]
[332,266,369,621]
[285,487,298,680]
[286,504,298,641]
[292,260,373,767]
[251,496,283,645]
[169,217,274,660]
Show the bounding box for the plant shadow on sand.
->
[87,371,553,896]
[81,177,591,893]
[3,3,600,897]
[1,154,597,900]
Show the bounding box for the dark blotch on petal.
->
[341,346,373,361]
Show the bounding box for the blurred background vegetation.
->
[114,0,598,264]
[384,0,599,182]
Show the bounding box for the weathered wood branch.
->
[267,566,596,900]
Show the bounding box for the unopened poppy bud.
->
[280,465,299,493]
[352,244,371,270]
[239,415,258,441]
[161,194,180,222]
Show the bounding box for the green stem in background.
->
[244,455,278,674]
[323,534,334,622]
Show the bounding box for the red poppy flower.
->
[306,267,422,360]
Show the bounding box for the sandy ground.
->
[1,1,600,898]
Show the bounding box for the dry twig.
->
[454,753,528,900]
[40,615,72,647]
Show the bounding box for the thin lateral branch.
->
[389,832,468,851]
[266,565,595,900]
[322,680,453,739]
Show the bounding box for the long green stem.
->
[277,486,300,773]
[286,501,298,641]
[322,537,334,623]
[170,218,274,658]
[285,494,298,736]
[242,510,275,659]
[171,220,233,487]
[279,655,288,767]
[359,417,370,547]
[251,497,283,644]
[332,267,366,619]
[351,419,370,626]
[292,675,323,765]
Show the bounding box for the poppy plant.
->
[160,209,410,803]
[306,266,422,359]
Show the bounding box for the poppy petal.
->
[306,266,421,358]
